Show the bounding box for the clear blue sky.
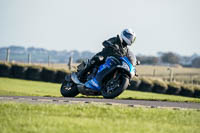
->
[0,0,200,56]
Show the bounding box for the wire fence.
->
[2,48,200,85]
[1,48,75,70]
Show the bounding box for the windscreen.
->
[127,51,137,66]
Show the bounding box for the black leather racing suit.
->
[92,35,135,65]
[78,35,135,78]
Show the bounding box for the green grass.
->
[118,91,200,102]
[0,77,61,97]
[0,102,200,133]
[0,77,200,103]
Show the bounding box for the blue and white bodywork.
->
[118,57,136,78]
[85,56,136,91]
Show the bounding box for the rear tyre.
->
[101,75,129,99]
[60,80,79,97]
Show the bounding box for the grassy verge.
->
[0,77,200,103]
[0,77,61,97]
[0,102,200,133]
[118,91,200,102]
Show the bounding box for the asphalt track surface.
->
[0,96,200,109]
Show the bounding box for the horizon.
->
[0,0,200,56]
[1,45,199,57]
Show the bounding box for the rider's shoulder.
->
[102,35,121,48]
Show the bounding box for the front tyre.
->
[60,80,79,97]
[101,75,129,99]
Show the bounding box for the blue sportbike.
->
[60,55,139,99]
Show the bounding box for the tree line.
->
[136,52,200,68]
[0,46,199,68]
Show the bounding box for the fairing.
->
[85,56,136,91]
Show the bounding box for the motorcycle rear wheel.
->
[60,80,79,97]
[101,75,129,99]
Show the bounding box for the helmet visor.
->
[123,31,135,44]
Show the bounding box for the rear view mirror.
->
[136,60,140,65]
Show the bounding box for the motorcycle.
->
[60,55,139,99]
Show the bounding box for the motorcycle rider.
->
[77,28,136,82]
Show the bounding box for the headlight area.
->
[116,62,135,78]
[121,61,130,71]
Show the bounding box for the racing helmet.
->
[120,29,136,46]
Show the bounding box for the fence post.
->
[28,53,31,64]
[68,56,73,70]
[167,68,174,82]
[48,55,50,66]
[153,69,156,77]
[6,48,10,62]
[190,74,194,85]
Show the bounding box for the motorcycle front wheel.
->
[60,80,79,97]
[101,74,129,99]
